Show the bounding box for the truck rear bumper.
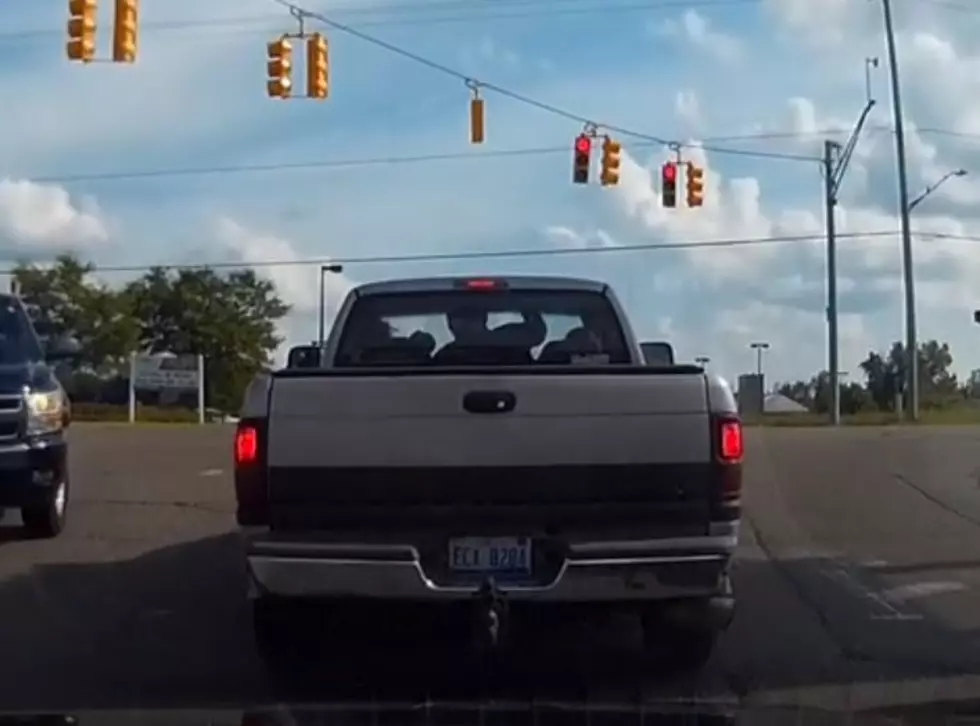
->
[244,525,737,609]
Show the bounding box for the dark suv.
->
[0,294,76,538]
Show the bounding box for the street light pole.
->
[317,263,344,348]
[881,0,918,421]
[750,342,770,377]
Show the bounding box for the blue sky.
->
[4,0,980,385]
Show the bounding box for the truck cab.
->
[0,294,77,538]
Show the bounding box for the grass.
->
[745,407,980,427]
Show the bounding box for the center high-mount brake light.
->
[717,418,743,462]
[464,279,498,290]
[235,425,259,465]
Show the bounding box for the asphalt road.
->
[2,424,980,714]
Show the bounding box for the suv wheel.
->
[22,476,68,538]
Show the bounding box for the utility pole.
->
[823,57,877,425]
[881,0,918,421]
[317,263,344,349]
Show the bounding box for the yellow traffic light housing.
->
[306,33,328,99]
[66,0,97,63]
[600,137,622,187]
[686,162,704,207]
[112,0,139,63]
[267,36,293,99]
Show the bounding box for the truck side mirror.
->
[287,345,321,369]
[640,341,675,365]
[974,309,980,325]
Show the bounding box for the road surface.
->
[1,424,980,713]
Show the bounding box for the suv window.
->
[335,289,630,367]
[0,297,43,365]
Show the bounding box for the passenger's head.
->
[447,306,488,342]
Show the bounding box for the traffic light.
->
[112,0,138,63]
[66,0,97,63]
[662,161,678,208]
[573,134,591,185]
[686,162,704,207]
[267,37,293,99]
[600,137,622,187]
[306,33,328,99]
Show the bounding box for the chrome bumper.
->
[244,526,737,604]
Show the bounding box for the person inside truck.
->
[435,306,546,364]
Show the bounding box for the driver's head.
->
[447,306,488,342]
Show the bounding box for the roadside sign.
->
[132,354,200,391]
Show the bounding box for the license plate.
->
[448,536,532,574]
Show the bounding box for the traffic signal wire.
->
[2,229,907,276]
[1,0,763,42]
[269,0,819,164]
[27,125,972,185]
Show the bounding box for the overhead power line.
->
[267,0,817,163]
[24,125,976,185]
[3,230,904,276]
[1,0,761,41]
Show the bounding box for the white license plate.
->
[448,536,532,574]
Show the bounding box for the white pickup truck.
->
[235,275,743,671]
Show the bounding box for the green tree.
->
[860,340,956,410]
[125,266,290,412]
[12,254,138,374]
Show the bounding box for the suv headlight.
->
[25,389,65,436]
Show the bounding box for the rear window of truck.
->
[334,289,631,367]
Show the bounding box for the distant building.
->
[764,393,809,414]
[737,374,764,416]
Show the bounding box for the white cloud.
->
[0,179,109,250]
[654,10,742,62]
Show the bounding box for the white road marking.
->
[822,565,924,620]
[881,580,966,602]
[199,468,223,477]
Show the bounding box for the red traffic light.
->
[575,135,591,153]
[662,162,677,181]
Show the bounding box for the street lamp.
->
[901,167,967,419]
[318,263,344,347]
[749,342,770,377]
[908,169,967,213]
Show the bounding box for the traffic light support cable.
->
[270,0,820,164]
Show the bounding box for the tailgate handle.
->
[463,390,516,414]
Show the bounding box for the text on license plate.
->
[449,537,532,573]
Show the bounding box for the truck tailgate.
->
[263,372,719,535]
[268,373,709,467]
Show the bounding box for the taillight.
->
[235,425,258,466]
[716,417,743,463]
[234,419,268,526]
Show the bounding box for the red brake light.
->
[718,418,743,462]
[235,425,259,465]
[464,278,498,290]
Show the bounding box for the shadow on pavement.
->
[0,533,979,711]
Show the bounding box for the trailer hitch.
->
[473,576,509,650]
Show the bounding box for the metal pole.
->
[881,0,918,421]
[824,141,840,426]
[197,353,205,425]
[317,267,326,347]
[756,347,762,376]
[128,353,136,424]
